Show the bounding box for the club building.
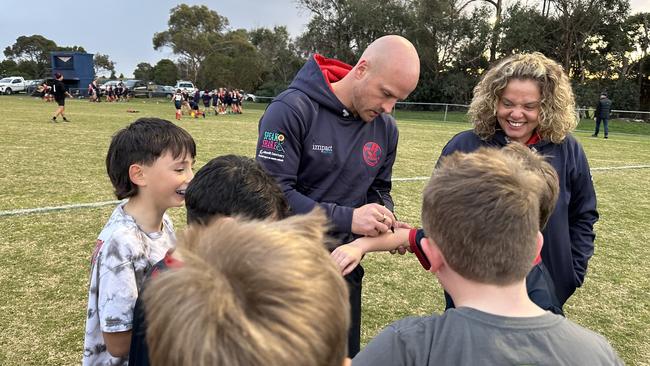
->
[50,52,95,96]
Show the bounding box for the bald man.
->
[256,35,420,356]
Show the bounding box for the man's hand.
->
[351,203,396,236]
[331,243,364,276]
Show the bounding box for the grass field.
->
[1,95,649,365]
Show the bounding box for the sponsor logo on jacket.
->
[312,144,333,154]
[258,130,286,162]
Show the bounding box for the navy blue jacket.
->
[595,97,612,119]
[256,55,398,244]
[440,130,599,305]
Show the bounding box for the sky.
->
[1,0,648,78]
[0,0,310,77]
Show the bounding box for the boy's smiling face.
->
[141,150,195,210]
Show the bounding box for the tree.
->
[4,35,57,78]
[153,4,229,82]
[0,59,19,76]
[457,0,503,62]
[57,45,87,53]
[249,26,304,94]
[499,2,560,57]
[623,12,650,108]
[133,62,154,81]
[4,35,57,64]
[199,29,264,91]
[296,0,412,63]
[94,53,115,77]
[408,0,491,102]
[3,35,88,78]
[551,0,630,80]
[152,59,178,85]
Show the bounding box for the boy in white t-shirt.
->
[82,118,196,366]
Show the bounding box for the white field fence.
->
[253,99,650,125]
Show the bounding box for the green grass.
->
[1,95,649,365]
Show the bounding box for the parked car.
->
[0,76,28,94]
[99,80,122,92]
[26,79,45,95]
[132,83,175,98]
[174,80,195,92]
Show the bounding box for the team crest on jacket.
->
[363,142,382,167]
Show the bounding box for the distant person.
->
[236,91,244,114]
[592,92,612,139]
[255,35,420,356]
[211,89,220,115]
[39,82,53,102]
[115,81,124,102]
[181,89,191,114]
[88,78,100,102]
[438,52,598,313]
[106,85,115,102]
[172,89,183,120]
[82,118,195,366]
[353,147,622,366]
[50,72,72,122]
[231,90,241,114]
[201,89,211,114]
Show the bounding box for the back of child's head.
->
[106,118,196,199]
[501,142,559,229]
[421,147,547,285]
[143,209,349,366]
[185,155,290,225]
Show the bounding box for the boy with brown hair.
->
[333,143,563,313]
[127,154,290,366]
[82,118,196,366]
[353,147,621,365]
[142,210,351,366]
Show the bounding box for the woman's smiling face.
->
[496,79,542,144]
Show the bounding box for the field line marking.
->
[393,164,650,182]
[1,164,649,217]
[591,164,650,171]
[0,200,124,218]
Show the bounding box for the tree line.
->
[2,1,649,110]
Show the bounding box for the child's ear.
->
[420,237,444,273]
[536,231,544,255]
[128,164,146,187]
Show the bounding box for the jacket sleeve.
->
[256,99,354,233]
[568,142,598,287]
[367,126,398,212]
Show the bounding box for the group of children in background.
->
[83,118,621,365]
[172,88,244,120]
[86,79,129,103]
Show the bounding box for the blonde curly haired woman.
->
[439,52,598,313]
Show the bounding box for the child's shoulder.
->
[94,205,143,256]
